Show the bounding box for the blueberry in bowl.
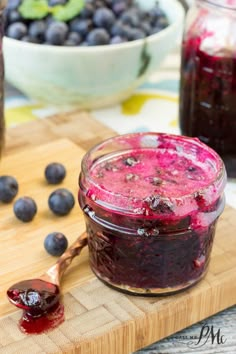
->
[3,0,184,108]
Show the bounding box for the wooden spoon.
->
[7,232,88,317]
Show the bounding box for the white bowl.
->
[3,0,184,108]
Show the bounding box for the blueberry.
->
[80,3,95,18]
[28,20,46,43]
[110,35,126,44]
[120,10,139,27]
[149,26,163,36]
[48,188,75,216]
[148,5,166,25]
[48,0,67,6]
[6,0,22,10]
[21,35,40,43]
[94,0,106,9]
[111,20,126,37]
[64,32,82,46]
[7,22,27,40]
[140,22,152,35]
[111,21,132,40]
[104,0,113,7]
[112,1,127,16]
[8,10,22,24]
[127,28,145,41]
[44,232,68,256]
[155,16,169,29]
[13,197,37,222]
[93,8,116,29]
[45,21,68,45]
[87,28,110,45]
[45,15,57,27]
[45,162,66,184]
[0,176,19,203]
[80,41,89,46]
[69,18,93,38]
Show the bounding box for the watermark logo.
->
[172,324,227,349]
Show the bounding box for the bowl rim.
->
[3,0,184,53]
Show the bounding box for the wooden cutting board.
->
[0,112,235,354]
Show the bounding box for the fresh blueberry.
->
[104,0,113,7]
[44,232,68,256]
[21,35,40,43]
[148,5,166,25]
[80,41,89,46]
[155,16,169,29]
[94,0,106,9]
[13,197,37,222]
[28,21,46,43]
[69,18,93,38]
[48,0,67,6]
[149,26,163,36]
[8,10,22,24]
[127,28,145,41]
[45,15,57,27]
[87,28,110,45]
[111,21,132,40]
[45,21,68,45]
[48,188,75,216]
[111,20,126,37]
[112,1,127,16]
[140,22,152,35]
[120,10,139,27]
[7,22,27,40]
[110,35,126,44]
[6,0,22,10]
[64,32,82,46]
[0,176,19,203]
[93,8,116,29]
[80,3,95,18]
[45,162,66,184]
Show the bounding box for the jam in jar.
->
[179,0,236,177]
[79,133,226,295]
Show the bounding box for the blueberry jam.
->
[79,133,226,295]
[7,279,64,334]
[179,2,236,177]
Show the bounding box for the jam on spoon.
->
[7,232,87,334]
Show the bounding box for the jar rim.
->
[80,132,226,217]
[201,0,236,10]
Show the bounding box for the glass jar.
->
[0,1,5,154]
[79,133,226,295]
[179,0,236,177]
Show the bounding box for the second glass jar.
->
[179,0,236,177]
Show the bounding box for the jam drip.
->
[19,302,64,335]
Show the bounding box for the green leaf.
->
[51,0,85,21]
[19,0,49,20]
[19,0,85,21]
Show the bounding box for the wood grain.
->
[0,137,235,354]
[4,110,116,156]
